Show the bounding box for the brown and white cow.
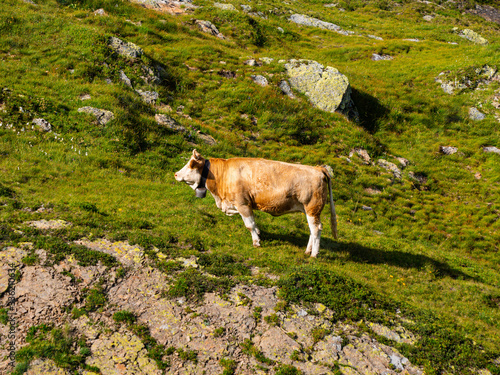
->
[174,150,338,257]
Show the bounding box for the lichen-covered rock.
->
[77,106,115,125]
[26,219,71,230]
[469,107,486,121]
[377,159,402,179]
[439,146,458,155]
[284,59,358,120]
[213,2,237,11]
[289,14,351,36]
[255,326,301,362]
[195,20,226,39]
[85,331,162,374]
[136,89,159,104]
[26,359,70,375]
[250,75,268,87]
[349,148,371,164]
[367,322,417,344]
[32,118,52,132]
[456,28,488,45]
[75,239,145,268]
[108,36,143,58]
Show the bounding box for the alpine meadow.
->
[0,0,500,374]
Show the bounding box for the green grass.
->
[1,0,500,372]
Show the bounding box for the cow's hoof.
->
[305,248,312,255]
[253,241,261,247]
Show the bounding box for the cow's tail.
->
[322,166,338,239]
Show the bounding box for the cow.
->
[174,150,338,257]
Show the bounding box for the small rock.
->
[469,107,486,121]
[119,70,133,87]
[26,219,71,230]
[289,13,351,36]
[403,38,421,42]
[365,187,382,195]
[278,80,295,98]
[94,8,107,16]
[474,172,482,180]
[457,28,488,45]
[371,53,393,61]
[244,59,262,67]
[155,114,187,133]
[377,159,402,179]
[483,146,500,154]
[367,34,384,40]
[396,157,410,168]
[240,4,251,11]
[213,2,237,11]
[349,148,371,164]
[277,26,284,33]
[32,118,52,132]
[250,75,268,87]
[260,57,274,64]
[195,131,217,145]
[408,171,427,185]
[423,15,434,21]
[195,20,226,39]
[108,36,143,58]
[218,70,236,79]
[136,90,159,104]
[78,93,91,101]
[361,205,373,211]
[78,106,115,125]
[439,146,458,155]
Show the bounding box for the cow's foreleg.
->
[305,215,322,257]
[238,206,261,247]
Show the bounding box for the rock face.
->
[77,107,115,125]
[289,14,351,36]
[284,59,358,120]
[108,36,143,58]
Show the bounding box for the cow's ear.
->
[193,149,202,160]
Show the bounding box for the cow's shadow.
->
[260,230,477,282]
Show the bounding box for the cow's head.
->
[174,149,206,191]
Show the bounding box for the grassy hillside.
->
[1,0,500,373]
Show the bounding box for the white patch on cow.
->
[221,200,239,216]
[240,214,261,247]
[306,214,322,257]
[174,160,202,190]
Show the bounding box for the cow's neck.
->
[205,158,221,199]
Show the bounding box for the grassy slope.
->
[1,0,500,371]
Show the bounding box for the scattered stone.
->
[195,131,217,145]
[439,146,458,155]
[349,148,371,164]
[26,219,71,230]
[403,38,421,42]
[396,157,410,168]
[483,146,500,154]
[217,69,236,79]
[79,93,91,101]
[278,80,295,99]
[362,205,373,211]
[368,34,384,40]
[377,159,402,179]
[240,4,251,12]
[155,114,187,132]
[244,59,262,67]
[213,2,237,11]
[372,53,393,61]
[93,8,107,16]
[22,0,37,4]
[108,36,143,58]
[455,28,488,45]
[277,26,284,33]
[105,78,113,84]
[26,359,69,375]
[119,70,133,87]
[260,57,274,64]
[423,15,434,21]
[78,106,115,125]
[475,172,482,180]
[284,59,359,120]
[195,20,226,39]
[135,89,159,104]
[32,118,52,132]
[408,171,427,185]
[469,107,486,121]
[365,187,382,195]
[289,13,352,36]
[130,0,197,15]
[250,75,268,87]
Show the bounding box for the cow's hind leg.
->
[305,214,323,257]
[238,205,261,247]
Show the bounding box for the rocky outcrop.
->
[77,107,115,125]
[283,59,359,120]
[289,14,352,36]
[467,4,500,25]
